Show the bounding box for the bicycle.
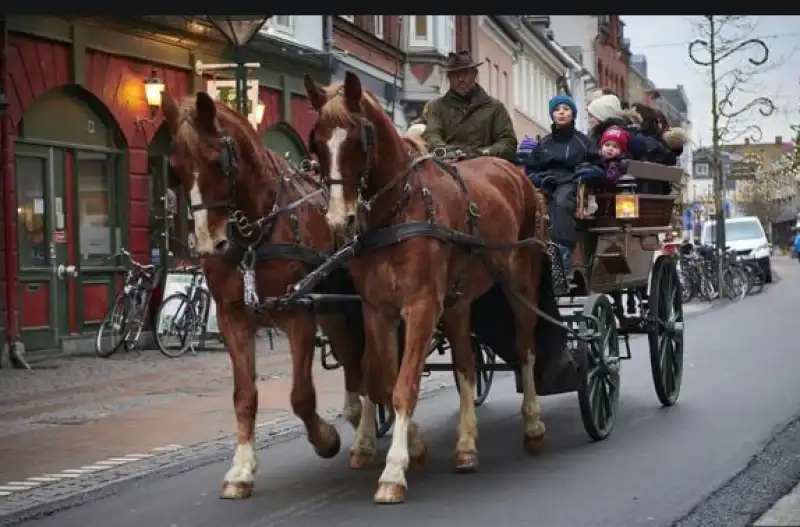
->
[154,264,212,358]
[95,248,162,358]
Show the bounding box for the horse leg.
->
[374,298,439,505]
[508,255,547,454]
[440,306,479,472]
[288,312,341,459]
[318,314,364,429]
[218,307,259,499]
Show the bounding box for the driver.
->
[422,50,518,161]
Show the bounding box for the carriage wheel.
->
[453,335,496,406]
[576,294,621,441]
[648,258,684,407]
[374,403,395,438]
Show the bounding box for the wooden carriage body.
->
[571,161,686,296]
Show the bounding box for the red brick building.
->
[0,15,330,358]
[594,15,630,100]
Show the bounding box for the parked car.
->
[700,216,772,283]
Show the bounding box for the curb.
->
[0,372,460,526]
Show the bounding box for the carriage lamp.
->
[135,71,166,129]
[615,174,639,220]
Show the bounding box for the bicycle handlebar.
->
[107,248,152,270]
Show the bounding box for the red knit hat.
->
[601,126,629,152]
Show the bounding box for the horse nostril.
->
[214,239,230,254]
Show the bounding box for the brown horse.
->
[304,72,551,504]
[161,92,366,499]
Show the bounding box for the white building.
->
[260,15,324,51]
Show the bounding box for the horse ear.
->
[304,74,325,111]
[161,92,180,135]
[343,71,362,112]
[195,92,217,132]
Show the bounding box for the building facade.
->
[627,54,657,105]
[401,15,473,124]
[474,16,517,121]
[1,15,332,358]
[332,16,406,127]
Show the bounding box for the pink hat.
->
[601,126,630,152]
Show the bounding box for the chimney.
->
[744,138,751,145]
[775,135,783,145]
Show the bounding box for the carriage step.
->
[546,243,569,295]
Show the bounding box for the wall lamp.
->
[135,70,166,129]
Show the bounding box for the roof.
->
[657,87,688,115]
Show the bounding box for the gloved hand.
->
[574,165,604,183]
[539,175,557,192]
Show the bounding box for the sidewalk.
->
[0,335,351,486]
[755,482,800,526]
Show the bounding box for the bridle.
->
[178,116,326,251]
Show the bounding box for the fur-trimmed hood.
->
[662,127,689,150]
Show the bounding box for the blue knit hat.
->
[548,94,577,120]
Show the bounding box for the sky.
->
[621,16,800,148]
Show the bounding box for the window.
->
[513,62,522,107]
[493,64,500,99]
[269,15,294,35]
[77,152,113,264]
[339,15,355,23]
[445,15,456,53]
[410,15,432,45]
[485,59,493,95]
[374,16,384,39]
[16,156,48,268]
[503,71,509,107]
[695,163,710,177]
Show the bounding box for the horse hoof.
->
[315,431,341,459]
[454,450,479,473]
[348,450,376,470]
[523,433,547,455]
[220,481,253,499]
[374,483,406,504]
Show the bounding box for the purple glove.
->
[519,135,537,150]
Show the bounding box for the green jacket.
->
[422,85,518,162]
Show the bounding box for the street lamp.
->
[688,15,775,291]
[206,16,271,115]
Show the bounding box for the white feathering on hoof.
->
[406,123,426,137]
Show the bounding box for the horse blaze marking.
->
[325,127,349,227]
[190,175,213,252]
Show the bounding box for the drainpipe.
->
[322,15,334,70]
[0,15,22,366]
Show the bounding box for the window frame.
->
[410,15,433,46]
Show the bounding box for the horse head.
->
[162,92,274,256]
[304,71,411,233]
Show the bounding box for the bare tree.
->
[688,15,778,288]
[736,126,800,229]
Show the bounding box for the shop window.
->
[77,151,112,264]
[16,156,48,268]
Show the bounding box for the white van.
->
[700,216,772,283]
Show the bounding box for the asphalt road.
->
[13,264,800,527]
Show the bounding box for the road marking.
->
[0,443,186,498]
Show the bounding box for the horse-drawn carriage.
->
[160,72,685,504]
[314,158,685,441]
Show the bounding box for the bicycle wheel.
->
[721,268,747,301]
[155,293,198,358]
[745,262,765,295]
[96,296,129,358]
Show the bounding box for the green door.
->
[15,144,70,351]
[73,150,124,334]
[262,125,307,166]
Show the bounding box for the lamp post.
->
[206,16,271,116]
[688,15,775,291]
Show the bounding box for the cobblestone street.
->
[0,334,351,485]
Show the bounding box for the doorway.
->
[15,88,126,352]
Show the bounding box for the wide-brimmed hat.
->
[444,50,484,72]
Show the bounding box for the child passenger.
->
[525,94,605,275]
